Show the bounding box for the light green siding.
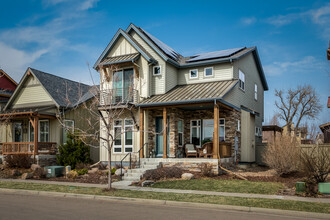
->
[165,63,178,92]
[130,30,166,95]
[178,63,233,85]
[241,109,255,162]
[12,76,54,109]
[224,53,264,130]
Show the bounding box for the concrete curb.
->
[0,188,329,219]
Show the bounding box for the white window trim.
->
[153,66,161,76]
[237,120,240,132]
[178,119,184,147]
[255,127,262,137]
[254,83,258,101]
[204,67,214,77]
[189,69,198,79]
[219,118,225,141]
[113,120,122,154]
[63,120,75,144]
[190,119,201,147]
[239,70,245,91]
[39,119,50,142]
[124,119,133,153]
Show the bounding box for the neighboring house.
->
[94,23,268,164]
[0,69,17,112]
[0,68,99,163]
[280,123,308,144]
[262,125,283,144]
[319,122,330,143]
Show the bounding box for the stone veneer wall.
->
[147,107,241,161]
[160,158,219,174]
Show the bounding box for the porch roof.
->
[138,80,238,107]
[100,53,140,66]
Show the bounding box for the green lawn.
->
[0,181,329,214]
[152,179,285,195]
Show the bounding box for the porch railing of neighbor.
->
[1,142,57,155]
[99,89,139,105]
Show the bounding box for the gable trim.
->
[93,29,153,70]
[4,68,59,111]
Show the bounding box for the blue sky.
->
[0,0,329,126]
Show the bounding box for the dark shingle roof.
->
[138,80,238,107]
[30,68,93,108]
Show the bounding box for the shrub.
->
[57,133,91,169]
[142,166,184,181]
[111,168,117,175]
[75,168,88,176]
[5,155,32,169]
[33,167,47,179]
[199,163,214,177]
[263,136,300,176]
[300,145,330,184]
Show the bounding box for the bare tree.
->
[275,85,322,134]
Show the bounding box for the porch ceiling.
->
[138,80,238,107]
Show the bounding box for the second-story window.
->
[239,70,245,91]
[254,84,258,100]
[204,67,213,77]
[113,68,134,103]
[153,66,161,75]
[189,69,198,79]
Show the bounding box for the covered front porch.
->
[0,112,57,162]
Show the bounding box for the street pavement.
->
[0,192,322,220]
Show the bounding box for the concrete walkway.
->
[0,178,329,204]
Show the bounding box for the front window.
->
[153,66,161,75]
[189,69,198,79]
[112,68,134,103]
[239,70,245,91]
[254,84,258,100]
[113,120,122,153]
[204,67,213,77]
[124,119,133,153]
[178,119,184,146]
[219,119,225,141]
[39,120,49,142]
[201,119,225,142]
[14,122,23,142]
[190,120,201,146]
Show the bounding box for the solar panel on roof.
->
[141,28,181,61]
[186,47,245,62]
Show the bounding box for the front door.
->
[14,122,22,142]
[155,116,169,157]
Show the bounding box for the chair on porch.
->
[184,143,198,158]
[198,142,213,158]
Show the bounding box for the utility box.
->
[319,183,330,194]
[44,166,64,178]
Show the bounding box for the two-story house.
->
[94,23,268,166]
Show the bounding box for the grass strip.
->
[0,181,328,214]
[152,179,285,195]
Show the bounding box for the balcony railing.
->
[1,142,57,155]
[100,88,139,106]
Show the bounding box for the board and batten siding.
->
[11,76,54,109]
[108,36,137,57]
[178,63,233,85]
[224,53,264,128]
[130,30,166,95]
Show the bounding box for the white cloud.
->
[0,42,48,80]
[241,17,257,25]
[79,0,99,10]
[264,56,322,76]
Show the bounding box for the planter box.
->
[318,182,330,194]
[44,166,64,178]
[295,182,306,193]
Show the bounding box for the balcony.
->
[100,88,139,106]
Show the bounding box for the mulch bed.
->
[46,172,121,184]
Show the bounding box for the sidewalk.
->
[0,178,329,204]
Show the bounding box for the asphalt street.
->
[0,193,320,220]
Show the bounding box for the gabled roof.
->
[138,80,238,107]
[93,29,155,70]
[0,69,18,88]
[5,68,93,110]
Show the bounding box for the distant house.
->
[0,69,17,112]
[0,68,99,163]
[94,23,268,166]
[319,122,330,143]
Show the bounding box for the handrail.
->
[137,143,148,168]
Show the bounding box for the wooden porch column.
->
[33,117,38,164]
[213,104,219,159]
[163,107,167,159]
[139,108,144,158]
